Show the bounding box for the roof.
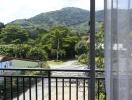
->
[12,60,38,68]
[0,55,13,62]
[0,55,41,62]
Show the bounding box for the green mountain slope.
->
[9,7,104,33]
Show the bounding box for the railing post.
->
[89,0,95,100]
[48,71,51,100]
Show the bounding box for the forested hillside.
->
[9,7,104,33]
[0,7,104,66]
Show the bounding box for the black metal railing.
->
[0,68,105,100]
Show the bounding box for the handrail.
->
[0,68,104,72]
[0,68,105,100]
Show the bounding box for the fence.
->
[0,68,105,100]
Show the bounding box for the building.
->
[0,55,13,75]
[0,55,40,75]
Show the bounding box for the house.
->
[0,55,40,75]
[0,55,13,74]
[11,59,39,68]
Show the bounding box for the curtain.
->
[105,0,132,100]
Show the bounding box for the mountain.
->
[8,7,104,33]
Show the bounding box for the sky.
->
[0,0,104,24]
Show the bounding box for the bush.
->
[0,44,47,61]
[77,54,88,64]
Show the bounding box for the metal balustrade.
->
[0,68,105,100]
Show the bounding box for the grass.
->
[47,60,64,65]
[12,60,38,68]
[74,61,86,65]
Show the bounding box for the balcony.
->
[1,0,131,99]
[0,68,105,100]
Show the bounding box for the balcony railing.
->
[0,68,105,100]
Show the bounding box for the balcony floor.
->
[13,78,88,100]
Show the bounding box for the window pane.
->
[105,0,132,100]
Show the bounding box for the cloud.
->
[69,0,90,10]
[96,0,104,10]
[0,0,104,23]
[63,0,104,10]
[0,0,66,23]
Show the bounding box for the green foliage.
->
[37,26,80,60]
[47,26,68,60]
[0,24,28,44]
[75,36,89,64]
[0,23,104,66]
[0,44,47,61]
[28,47,47,61]
[95,24,104,68]
[0,8,105,99]
[0,7,104,63]
[0,9,104,68]
[0,24,81,61]
[0,22,4,33]
[75,39,88,56]
[75,24,104,68]
[77,54,88,64]
[0,45,15,56]
[9,7,104,33]
[0,22,4,28]
[63,33,80,58]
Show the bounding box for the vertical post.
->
[89,0,95,100]
[48,71,51,100]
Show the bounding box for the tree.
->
[75,36,89,64]
[0,22,5,29]
[0,24,29,44]
[43,26,69,60]
[0,22,5,33]
[95,23,104,68]
[75,23,104,68]
[75,40,89,56]
[28,47,47,61]
[63,33,80,58]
